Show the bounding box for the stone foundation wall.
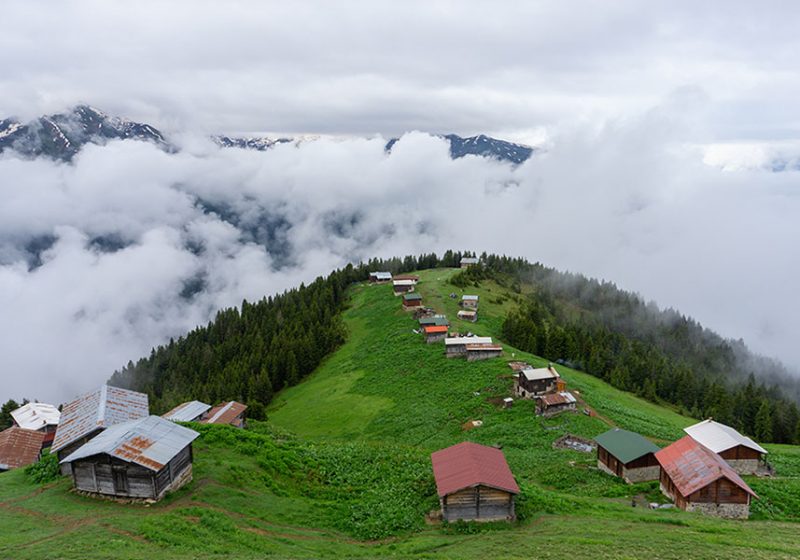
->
[725,459,760,475]
[623,465,660,483]
[686,501,749,519]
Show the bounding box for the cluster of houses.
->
[0,385,247,502]
[594,419,767,519]
[510,362,576,417]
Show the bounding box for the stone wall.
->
[725,458,760,475]
[623,465,660,483]
[686,501,749,520]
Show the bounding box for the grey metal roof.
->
[460,257,479,264]
[60,415,199,471]
[370,271,392,280]
[521,366,560,381]
[51,385,149,453]
[684,419,768,455]
[162,401,211,422]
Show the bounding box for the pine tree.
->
[754,400,773,442]
[0,399,20,430]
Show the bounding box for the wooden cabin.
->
[0,427,45,471]
[162,401,211,423]
[515,366,560,398]
[51,385,149,475]
[402,293,423,309]
[393,279,415,295]
[684,419,768,475]
[465,343,502,361]
[368,271,392,284]
[460,257,479,269]
[431,442,519,522]
[535,392,577,417]
[60,416,198,501]
[423,325,448,343]
[203,401,248,428]
[11,402,60,448]
[457,310,477,323]
[445,336,493,358]
[461,295,479,309]
[393,274,419,283]
[594,428,661,483]
[656,436,758,519]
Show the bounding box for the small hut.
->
[162,401,211,423]
[460,257,479,269]
[203,401,248,428]
[393,279,416,295]
[656,436,758,519]
[60,416,198,501]
[457,310,477,323]
[535,392,577,417]
[423,325,448,343]
[0,427,45,471]
[515,366,560,398]
[402,293,423,309]
[431,442,519,522]
[11,402,60,447]
[461,295,479,309]
[594,428,661,483]
[445,336,493,358]
[51,385,150,475]
[368,271,392,284]
[465,343,502,361]
[684,419,768,475]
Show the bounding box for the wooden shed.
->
[0,427,45,471]
[445,336,493,358]
[402,293,423,309]
[461,295,479,309]
[594,428,661,483]
[460,257,479,269]
[162,401,211,423]
[465,343,502,361]
[457,310,477,323]
[431,442,519,522]
[656,436,758,519]
[392,279,415,295]
[423,325,448,343]
[368,271,392,284]
[60,416,198,501]
[515,366,560,398]
[535,392,577,417]
[203,401,248,428]
[51,385,149,475]
[684,419,768,475]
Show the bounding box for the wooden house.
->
[431,442,519,522]
[203,401,247,428]
[0,427,45,471]
[11,402,60,448]
[423,325,448,344]
[392,279,415,295]
[460,257,479,269]
[465,343,502,361]
[162,401,211,423]
[684,419,768,475]
[515,366,560,398]
[535,391,576,417]
[457,310,477,323]
[445,336,493,358]
[461,295,479,309]
[60,416,198,501]
[402,293,423,309]
[368,271,392,284]
[394,274,419,283]
[51,385,149,475]
[595,428,660,483]
[656,436,758,519]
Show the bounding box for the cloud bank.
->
[1,97,799,404]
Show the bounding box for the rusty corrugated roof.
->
[51,385,149,453]
[539,391,576,407]
[60,416,199,472]
[203,401,248,426]
[655,436,758,500]
[431,441,519,497]
[0,427,45,470]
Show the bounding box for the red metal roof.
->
[203,401,248,426]
[0,427,45,470]
[424,325,448,334]
[539,392,576,407]
[655,436,758,499]
[431,441,520,497]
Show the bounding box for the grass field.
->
[3,267,800,559]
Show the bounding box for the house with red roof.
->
[0,427,45,471]
[430,441,519,522]
[423,325,448,344]
[655,436,758,519]
[202,401,247,428]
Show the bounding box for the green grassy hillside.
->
[3,268,800,559]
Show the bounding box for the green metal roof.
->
[419,316,449,326]
[594,428,660,464]
[403,293,422,301]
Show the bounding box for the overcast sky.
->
[2,1,800,404]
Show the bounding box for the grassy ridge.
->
[3,268,800,559]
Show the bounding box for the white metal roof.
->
[445,336,493,346]
[461,257,479,264]
[162,401,211,422]
[392,279,415,286]
[684,419,768,455]
[370,271,392,279]
[11,403,60,431]
[521,366,560,381]
[462,295,479,301]
[60,415,199,471]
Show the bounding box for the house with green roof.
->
[595,428,661,483]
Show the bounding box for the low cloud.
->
[2,98,799,404]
